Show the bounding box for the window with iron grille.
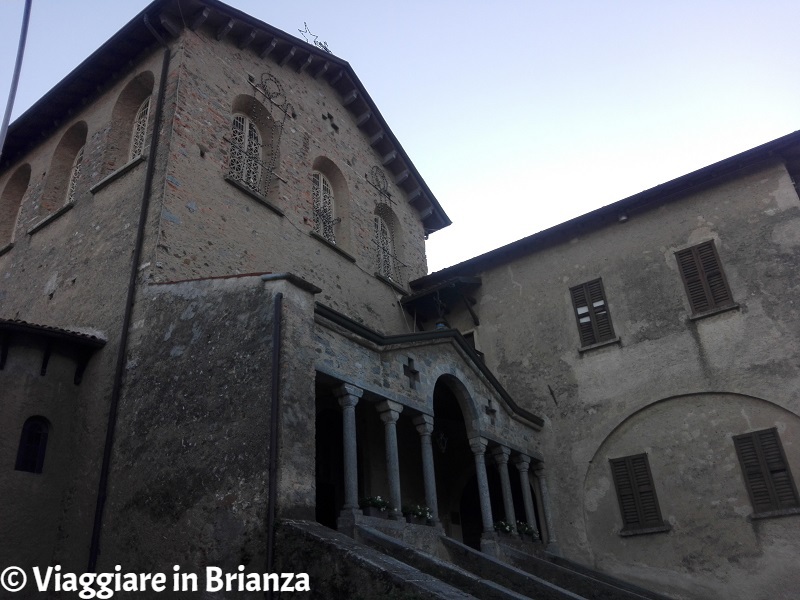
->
[129,97,150,160]
[733,428,799,515]
[229,114,262,194]
[609,454,667,534]
[15,417,50,474]
[675,240,734,314]
[65,145,84,205]
[374,212,395,280]
[312,171,335,243]
[570,279,615,347]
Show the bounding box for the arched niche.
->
[42,122,88,213]
[312,156,352,250]
[0,163,31,246]
[107,71,154,170]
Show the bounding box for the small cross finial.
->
[403,357,420,390]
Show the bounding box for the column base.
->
[545,541,561,556]
[479,531,500,558]
[336,507,362,537]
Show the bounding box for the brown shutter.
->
[570,284,597,346]
[610,454,664,531]
[676,241,733,314]
[734,428,799,513]
[570,279,615,347]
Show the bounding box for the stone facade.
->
[1,1,798,599]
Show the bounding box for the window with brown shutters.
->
[733,428,799,515]
[570,279,615,347]
[609,454,669,534]
[675,240,734,314]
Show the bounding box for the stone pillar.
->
[492,445,517,533]
[335,384,363,513]
[534,463,560,555]
[513,455,540,540]
[413,414,439,523]
[377,400,404,520]
[469,437,494,533]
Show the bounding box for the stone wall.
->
[437,160,800,598]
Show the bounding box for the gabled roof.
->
[413,129,800,289]
[1,0,451,234]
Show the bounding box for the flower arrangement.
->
[516,521,534,535]
[359,496,389,512]
[493,520,514,534]
[402,504,434,522]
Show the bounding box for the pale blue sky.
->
[2,1,799,272]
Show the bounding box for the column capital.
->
[377,399,403,424]
[412,414,434,435]
[513,454,531,471]
[533,462,546,476]
[335,383,363,400]
[491,445,511,465]
[469,436,488,455]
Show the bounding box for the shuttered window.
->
[610,454,666,533]
[675,240,734,314]
[733,428,799,514]
[570,279,615,347]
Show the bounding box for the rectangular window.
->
[675,240,734,314]
[733,428,799,514]
[570,279,615,347]
[610,453,667,534]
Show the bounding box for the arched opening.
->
[107,71,154,170]
[0,164,30,246]
[431,375,477,543]
[15,416,50,474]
[229,94,279,200]
[311,156,351,251]
[42,122,87,213]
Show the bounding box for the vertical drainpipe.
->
[266,292,283,598]
[87,15,171,572]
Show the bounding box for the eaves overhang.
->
[413,129,800,289]
[1,0,451,234]
[0,318,107,385]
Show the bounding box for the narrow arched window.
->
[230,114,262,193]
[129,97,151,160]
[65,145,85,205]
[15,417,50,474]
[312,171,335,243]
[374,213,395,280]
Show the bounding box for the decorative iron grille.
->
[66,145,84,204]
[312,171,336,243]
[130,97,150,160]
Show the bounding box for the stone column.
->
[377,400,404,519]
[335,384,363,513]
[412,414,439,524]
[469,436,494,533]
[513,455,540,540]
[491,445,517,533]
[534,463,560,555]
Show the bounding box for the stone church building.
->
[1,1,798,598]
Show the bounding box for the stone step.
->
[276,520,480,599]
[357,524,586,600]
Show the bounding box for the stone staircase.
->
[275,520,673,600]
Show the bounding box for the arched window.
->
[0,164,30,247]
[312,171,336,243]
[129,97,150,160]
[65,145,85,204]
[15,417,50,474]
[42,121,87,212]
[374,212,395,280]
[229,114,262,193]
